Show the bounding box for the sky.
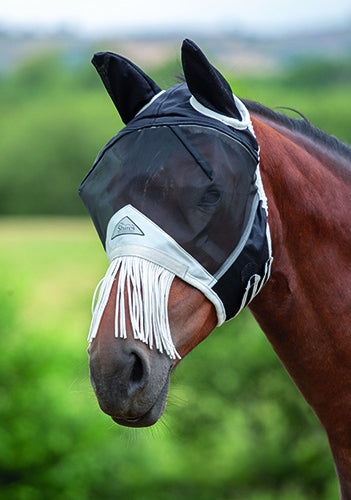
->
[0,0,351,37]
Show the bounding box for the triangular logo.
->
[111,216,144,239]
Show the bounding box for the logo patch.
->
[111,216,144,239]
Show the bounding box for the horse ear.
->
[92,51,162,124]
[181,39,242,120]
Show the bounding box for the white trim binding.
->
[190,94,253,131]
[135,90,166,117]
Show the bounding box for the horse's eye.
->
[199,188,221,206]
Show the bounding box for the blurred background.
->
[1,1,351,498]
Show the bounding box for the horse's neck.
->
[253,115,351,231]
[248,115,351,447]
[250,114,351,334]
[251,115,351,292]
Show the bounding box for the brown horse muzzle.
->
[88,337,173,427]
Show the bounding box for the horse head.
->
[79,39,272,427]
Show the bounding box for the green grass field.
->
[0,218,339,499]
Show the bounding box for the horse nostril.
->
[131,353,143,384]
[128,351,149,396]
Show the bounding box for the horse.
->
[79,39,351,498]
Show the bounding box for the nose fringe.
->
[88,256,181,360]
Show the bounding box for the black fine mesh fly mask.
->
[79,40,273,359]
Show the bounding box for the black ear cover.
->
[92,51,161,124]
[181,39,242,120]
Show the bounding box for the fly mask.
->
[79,39,273,359]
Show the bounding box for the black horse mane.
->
[243,98,351,162]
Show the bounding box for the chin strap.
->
[88,256,180,360]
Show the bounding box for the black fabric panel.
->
[114,84,258,156]
[213,203,269,319]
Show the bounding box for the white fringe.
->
[88,256,181,360]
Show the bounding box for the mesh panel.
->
[80,124,257,275]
